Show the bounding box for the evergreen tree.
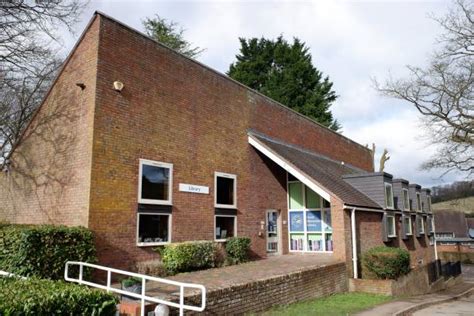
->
[143,15,204,58]
[228,36,340,130]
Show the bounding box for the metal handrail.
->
[64,261,206,316]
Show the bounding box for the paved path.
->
[145,253,340,297]
[355,282,474,316]
[413,295,474,316]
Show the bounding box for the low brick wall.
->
[182,262,348,315]
[349,263,462,297]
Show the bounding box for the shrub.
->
[0,277,117,315]
[0,224,97,280]
[160,241,218,274]
[361,246,410,280]
[225,237,251,264]
[134,260,169,277]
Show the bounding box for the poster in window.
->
[290,211,304,232]
[306,211,321,231]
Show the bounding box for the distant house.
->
[0,12,436,275]
[434,209,474,254]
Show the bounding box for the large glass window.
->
[403,189,410,211]
[384,183,394,209]
[138,159,173,205]
[288,179,332,252]
[215,216,236,241]
[137,213,170,246]
[215,172,237,208]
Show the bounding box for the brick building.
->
[0,12,435,275]
[434,209,474,255]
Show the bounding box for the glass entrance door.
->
[266,210,279,254]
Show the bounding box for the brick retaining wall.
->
[182,262,348,315]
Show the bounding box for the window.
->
[402,189,409,211]
[215,172,237,208]
[138,159,173,205]
[436,232,454,239]
[417,216,425,234]
[416,192,422,211]
[137,213,171,246]
[215,215,236,241]
[404,216,412,235]
[427,196,432,212]
[387,215,396,237]
[288,180,332,252]
[384,183,394,209]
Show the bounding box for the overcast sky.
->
[61,0,468,188]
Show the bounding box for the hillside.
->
[432,196,474,215]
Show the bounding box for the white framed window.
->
[427,196,432,213]
[137,213,171,246]
[404,216,412,235]
[387,215,396,237]
[215,172,237,209]
[402,189,410,211]
[287,176,332,253]
[215,215,236,241]
[416,192,422,211]
[384,183,394,209]
[417,216,425,234]
[138,159,173,205]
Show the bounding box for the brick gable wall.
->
[0,18,100,227]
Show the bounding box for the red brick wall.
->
[355,211,435,275]
[0,18,100,227]
[86,15,373,269]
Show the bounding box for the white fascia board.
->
[248,135,331,202]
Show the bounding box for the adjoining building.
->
[434,209,474,257]
[0,12,436,276]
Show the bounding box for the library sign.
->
[179,183,209,194]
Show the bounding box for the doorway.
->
[266,209,281,255]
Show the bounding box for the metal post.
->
[79,264,83,284]
[179,285,185,316]
[141,277,146,316]
[106,270,111,292]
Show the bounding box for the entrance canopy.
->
[248,132,380,209]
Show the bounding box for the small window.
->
[137,213,171,246]
[416,192,422,211]
[417,216,425,234]
[404,216,412,235]
[215,172,237,208]
[427,196,432,212]
[215,215,236,241]
[138,159,173,205]
[387,215,396,237]
[430,217,434,233]
[402,189,409,211]
[384,183,394,209]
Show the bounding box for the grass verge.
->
[255,292,392,316]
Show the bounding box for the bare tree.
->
[0,1,87,166]
[1,0,84,76]
[376,0,474,176]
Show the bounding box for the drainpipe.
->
[433,217,438,260]
[351,207,358,279]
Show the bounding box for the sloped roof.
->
[249,133,381,209]
[434,209,469,238]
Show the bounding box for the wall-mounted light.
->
[113,81,124,92]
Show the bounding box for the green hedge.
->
[0,277,117,315]
[361,246,410,280]
[225,237,251,264]
[0,225,97,280]
[160,241,219,274]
